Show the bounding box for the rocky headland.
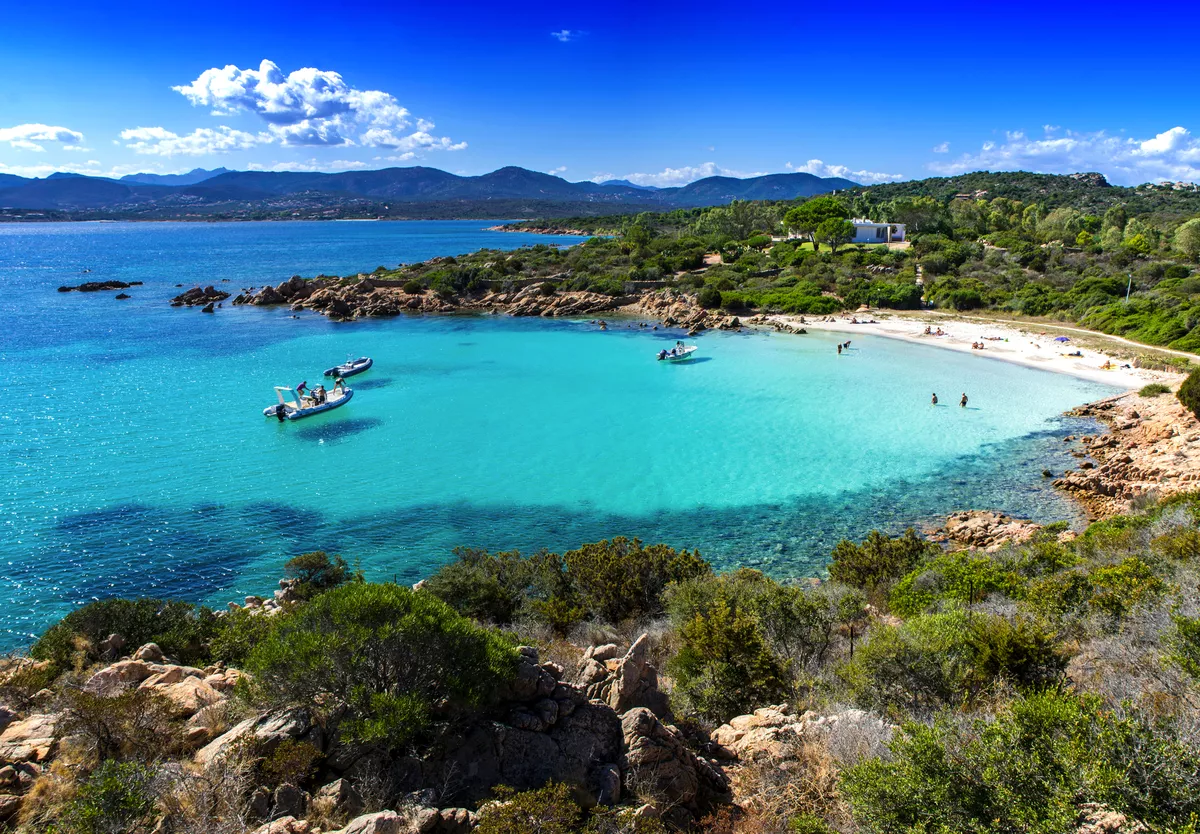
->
[1056,388,1200,518]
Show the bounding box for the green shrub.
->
[284,550,355,600]
[475,784,583,834]
[842,610,1063,715]
[402,278,424,294]
[888,552,1026,617]
[245,583,518,746]
[1139,382,1171,397]
[31,598,218,672]
[1088,556,1167,618]
[1178,369,1200,419]
[669,591,789,722]
[62,760,158,834]
[841,692,1200,832]
[697,286,722,308]
[828,529,939,596]
[206,605,280,666]
[564,537,710,624]
[57,687,179,765]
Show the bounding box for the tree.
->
[1174,218,1200,261]
[815,219,854,253]
[669,592,789,721]
[283,551,354,599]
[246,583,518,745]
[785,197,849,248]
[563,537,710,623]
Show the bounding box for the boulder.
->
[0,707,14,735]
[154,676,225,717]
[97,633,127,660]
[1076,803,1149,834]
[333,810,410,834]
[316,778,365,817]
[0,713,58,765]
[574,634,671,719]
[195,708,321,767]
[0,794,21,823]
[251,816,312,834]
[435,808,476,834]
[272,782,310,819]
[84,659,164,694]
[622,707,728,826]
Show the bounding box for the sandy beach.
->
[764,311,1186,390]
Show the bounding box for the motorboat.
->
[324,356,373,377]
[264,385,353,421]
[657,344,698,362]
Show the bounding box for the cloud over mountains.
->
[0,124,86,152]
[169,59,464,152]
[930,126,1200,185]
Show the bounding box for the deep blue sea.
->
[0,221,1119,647]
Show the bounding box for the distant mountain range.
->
[0,165,859,220]
[120,167,230,186]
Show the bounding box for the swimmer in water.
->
[960,392,968,408]
[932,393,938,405]
[837,344,842,355]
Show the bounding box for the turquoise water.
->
[1,222,1118,647]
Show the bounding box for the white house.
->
[850,219,906,244]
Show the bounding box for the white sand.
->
[764,311,1185,391]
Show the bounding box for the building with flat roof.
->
[849,219,906,244]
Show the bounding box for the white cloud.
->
[0,159,181,179]
[245,159,371,173]
[172,59,462,154]
[550,30,576,42]
[0,123,85,152]
[928,125,1200,185]
[592,162,768,188]
[120,126,268,156]
[932,142,950,153]
[547,165,567,175]
[785,159,905,185]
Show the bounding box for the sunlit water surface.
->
[0,221,1118,647]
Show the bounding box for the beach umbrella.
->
[1053,336,1070,342]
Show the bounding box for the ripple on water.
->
[294,417,384,444]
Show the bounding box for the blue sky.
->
[2,0,1198,187]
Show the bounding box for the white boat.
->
[656,345,698,362]
[263,385,353,421]
[324,356,373,377]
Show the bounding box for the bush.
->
[476,784,583,834]
[697,286,722,308]
[564,537,710,624]
[841,610,1064,715]
[669,591,789,722]
[245,582,518,746]
[888,552,1026,617]
[57,687,180,765]
[1178,369,1200,419]
[841,692,1200,832]
[62,760,158,834]
[402,278,424,294]
[1139,382,1171,397]
[827,529,939,596]
[284,551,355,600]
[31,598,218,672]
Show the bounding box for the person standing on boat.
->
[333,376,345,395]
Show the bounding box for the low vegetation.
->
[7,494,1200,832]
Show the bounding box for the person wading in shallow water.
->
[932,393,938,405]
[960,392,969,408]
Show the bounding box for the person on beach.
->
[932,393,938,405]
[960,392,968,408]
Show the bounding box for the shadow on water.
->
[294,417,383,444]
[348,377,393,390]
[3,414,1104,650]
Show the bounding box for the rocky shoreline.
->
[1056,389,1200,518]
[190,275,1199,525]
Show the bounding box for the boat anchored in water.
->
[657,342,698,362]
[264,382,353,421]
[324,356,373,377]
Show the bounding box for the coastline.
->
[762,311,1184,391]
